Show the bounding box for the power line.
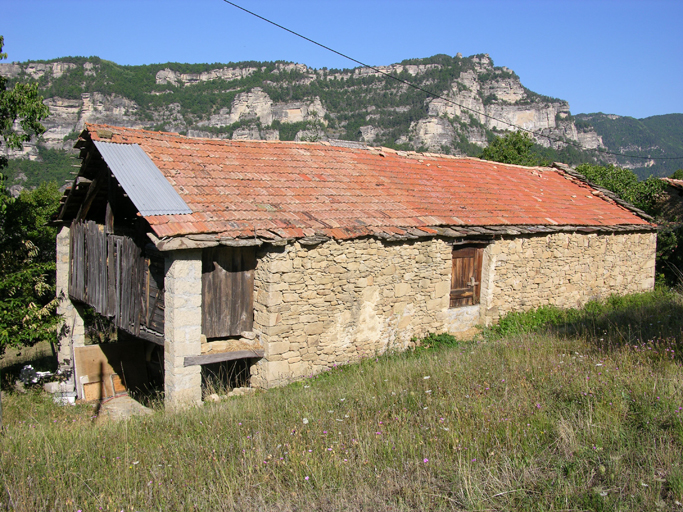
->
[223,0,683,162]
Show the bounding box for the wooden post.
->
[105,171,114,234]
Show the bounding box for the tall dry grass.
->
[1,290,682,511]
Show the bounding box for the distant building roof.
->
[661,177,683,191]
[71,123,652,240]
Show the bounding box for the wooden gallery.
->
[55,124,657,409]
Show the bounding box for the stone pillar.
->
[164,250,203,410]
[56,226,85,392]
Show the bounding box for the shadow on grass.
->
[484,289,683,356]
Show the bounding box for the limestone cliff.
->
[0,53,617,185]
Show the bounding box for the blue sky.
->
[1,0,681,119]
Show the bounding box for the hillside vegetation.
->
[576,113,683,179]
[3,52,662,191]
[2,290,682,511]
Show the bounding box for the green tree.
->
[0,36,58,356]
[0,36,50,171]
[575,163,665,215]
[479,131,549,167]
[0,181,61,353]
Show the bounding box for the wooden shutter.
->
[450,246,484,308]
[202,246,256,338]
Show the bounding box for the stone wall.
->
[248,230,655,388]
[249,238,453,387]
[482,231,656,323]
[164,250,203,410]
[56,226,85,382]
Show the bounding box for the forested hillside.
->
[575,113,683,178]
[0,53,679,190]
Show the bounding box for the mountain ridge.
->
[1,53,680,191]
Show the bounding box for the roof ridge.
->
[84,124,561,171]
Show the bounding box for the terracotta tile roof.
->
[82,124,652,240]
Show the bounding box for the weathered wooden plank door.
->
[450,246,484,308]
[202,246,256,338]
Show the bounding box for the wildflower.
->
[303,418,309,425]
[423,458,429,463]
[305,476,309,481]
[423,375,430,380]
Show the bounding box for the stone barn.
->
[55,124,656,409]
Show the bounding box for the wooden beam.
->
[184,349,264,367]
[58,143,98,221]
[105,172,115,234]
[136,328,164,346]
[155,236,219,251]
[75,167,106,222]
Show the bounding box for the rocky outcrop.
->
[577,131,605,150]
[412,117,457,151]
[198,89,327,134]
[83,62,99,76]
[26,62,77,80]
[2,53,624,177]
[232,126,279,141]
[353,63,442,78]
[156,66,258,86]
[272,97,327,124]
[272,63,309,74]
[0,61,79,81]
[359,125,382,143]
[150,103,188,134]
[200,88,274,126]
[407,59,587,151]
[0,62,22,78]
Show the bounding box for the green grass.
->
[1,291,683,510]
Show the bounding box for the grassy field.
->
[1,290,683,511]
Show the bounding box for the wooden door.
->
[450,246,484,308]
[202,246,256,338]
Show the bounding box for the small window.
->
[450,246,483,308]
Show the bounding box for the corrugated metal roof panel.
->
[93,141,192,216]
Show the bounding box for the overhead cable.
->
[222,0,683,162]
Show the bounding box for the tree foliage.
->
[574,163,683,284]
[575,163,666,215]
[0,36,59,354]
[0,36,50,170]
[479,131,549,167]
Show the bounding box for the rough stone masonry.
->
[248,230,656,388]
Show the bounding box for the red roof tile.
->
[84,124,652,239]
